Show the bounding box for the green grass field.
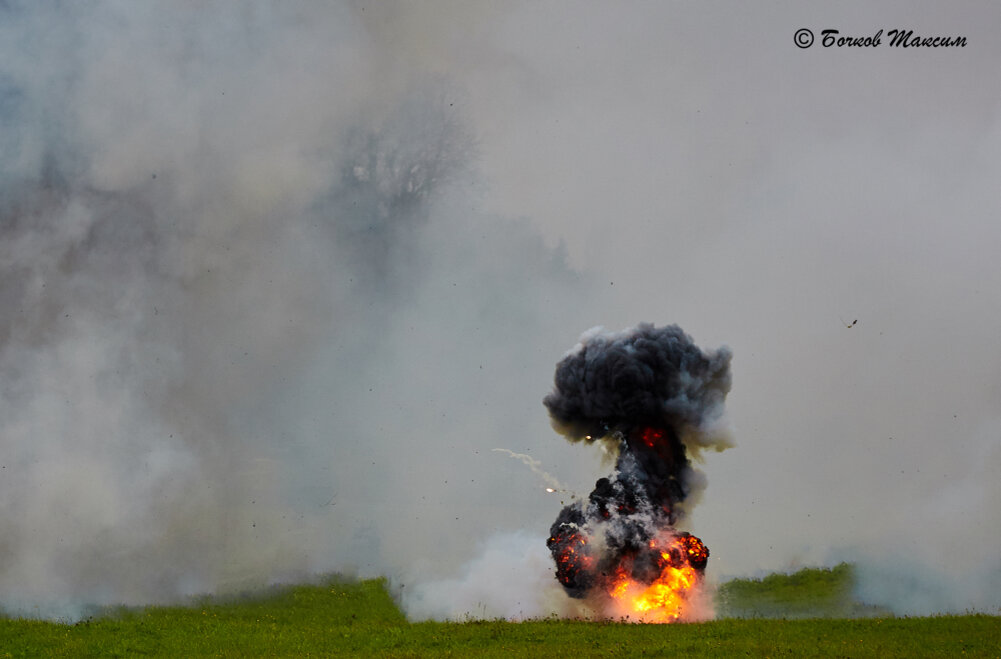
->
[1,568,998,657]
[715,562,893,619]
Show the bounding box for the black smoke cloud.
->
[543,324,732,611]
[544,323,732,444]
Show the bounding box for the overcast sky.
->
[1,2,999,619]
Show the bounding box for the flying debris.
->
[493,448,566,493]
[543,323,732,622]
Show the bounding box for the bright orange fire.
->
[606,534,705,623]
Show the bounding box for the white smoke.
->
[0,2,603,620]
[3,2,1000,622]
[400,531,569,621]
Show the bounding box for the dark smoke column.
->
[544,323,731,615]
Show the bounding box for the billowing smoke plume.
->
[544,323,732,620]
[7,2,996,625]
[545,324,732,450]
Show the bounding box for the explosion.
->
[544,323,732,622]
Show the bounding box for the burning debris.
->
[544,323,732,622]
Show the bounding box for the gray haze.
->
[1,2,1000,619]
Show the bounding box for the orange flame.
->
[605,534,705,623]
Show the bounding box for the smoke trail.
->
[491,449,569,494]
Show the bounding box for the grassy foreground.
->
[1,571,998,658]
[716,562,891,619]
